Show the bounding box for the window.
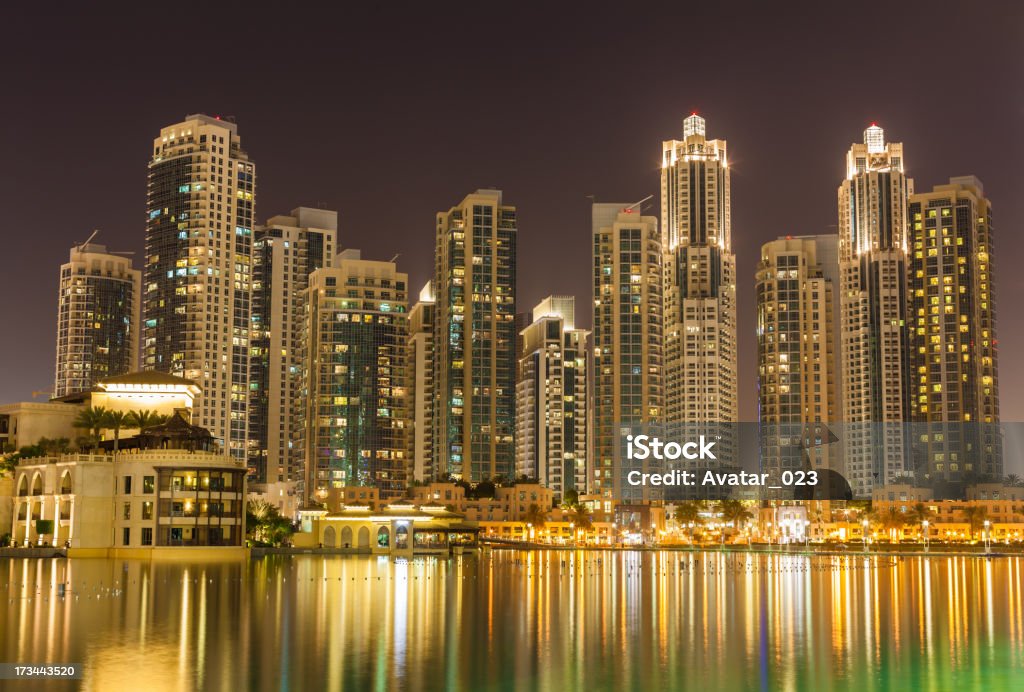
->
[141,528,153,546]
[123,503,131,520]
[123,476,132,494]
[122,528,130,546]
[142,501,153,520]
[143,476,155,494]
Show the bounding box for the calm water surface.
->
[1,551,1022,691]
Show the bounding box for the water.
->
[1,551,1022,691]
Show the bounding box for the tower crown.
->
[864,124,885,153]
[683,113,706,138]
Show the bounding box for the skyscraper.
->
[838,124,912,496]
[433,190,517,483]
[591,202,662,497]
[300,250,409,501]
[144,114,256,460]
[756,235,839,478]
[515,296,589,501]
[661,114,738,426]
[54,240,141,397]
[249,208,337,492]
[908,176,1000,486]
[407,282,436,483]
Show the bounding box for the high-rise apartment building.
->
[407,282,436,483]
[433,190,517,482]
[660,114,738,426]
[299,250,408,501]
[249,208,337,490]
[144,114,256,460]
[591,203,662,497]
[756,235,839,477]
[515,296,589,501]
[837,124,913,496]
[908,177,1000,485]
[54,240,141,397]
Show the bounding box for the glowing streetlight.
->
[862,518,869,553]
[922,519,930,552]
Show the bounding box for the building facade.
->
[407,282,436,483]
[143,114,256,461]
[591,203,662,497]
[300,250,409,501]
[515,296,589,501]
[908,177,1000,485]
[55,241,141,398]
[756,236,839,478]
[838,124,913,496]
[248,208,337,490]
[661,114,738,426]
[432,190,517,482]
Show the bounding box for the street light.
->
[804,520,811,549]
[922,519,929,552]
[984,520,991,553]
[862,518,869,553]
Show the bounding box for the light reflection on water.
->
[1,552,1022,691]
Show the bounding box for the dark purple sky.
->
[2,2,1022,422]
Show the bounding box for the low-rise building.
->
[295,503,478,555]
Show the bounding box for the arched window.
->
[395,524,409,550]
[17,475,28,497]
[377,526,390,548]
[31,473,43,496]
[60,472,72,495]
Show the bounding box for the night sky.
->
[2,2,1022,423]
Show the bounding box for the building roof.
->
[97,371,198,388]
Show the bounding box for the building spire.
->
[864,123,885,153]
[683,112,706,138]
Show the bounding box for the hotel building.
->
[515,296,589,501]
[432,190,517,482]
[908,177,1000,484]
[248,207,337,491]
[407,282,436,483]
[54,241,141,397]
[756,235,840,478]
[591,202,662,497]
[143,114,256,461]
[299,250,409,501]
[661,114,738,427]
[838,124,913,496]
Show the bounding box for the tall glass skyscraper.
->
[144,114,256,460]
[838,124,913,496]
[54,241,140,397]
[433,190,517,482]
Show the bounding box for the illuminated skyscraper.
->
[756,235,839,478]
[661,114,738,426]
[908,177,1000,485]
[407,282,436,483]
[837,124,913,496]
[300,250,408,501]
[591,202,662,497]
[144,114,256,460]
[54,240,141,397]
[433,190,517,482]
[515,296,589,501]
[248,208,337,493]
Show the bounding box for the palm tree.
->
[102,410,130,452]
[73,406,108,450]
[568,504,592,532]
[674,501,704,543]
[719,500,754,533]
[871,507,907,542]
[960,506,988,540]
[523,503,548,528]
[1004,474,1022,488]
[127,409,164,430]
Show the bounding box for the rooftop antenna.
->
[625,194,654,212]
[389,254,401,263]
[76,229,100,251]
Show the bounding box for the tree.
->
[245,498,294,546]
[568,504,592,532]
[472,478,496,500]
[102,410,131,452]
[960,505,988,539]
[674,501,705,542]
[870,507,907,541]
[127,409,166,430]
[523,503,548,528]
[561,488,579,509]
[73,406,108,450]
[907,502,931,529]
[719,500,753,533]
[1005,474,1023,488]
